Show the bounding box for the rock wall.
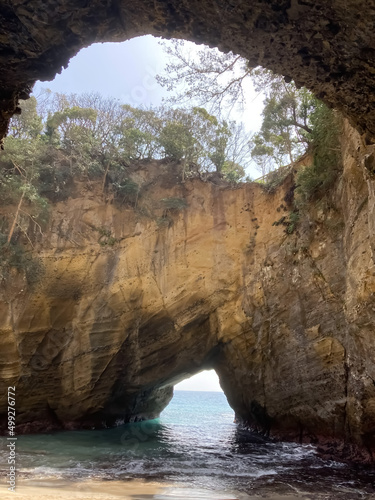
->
[0,122,374,462]
[1,1,375,140]
[218,124,375,462]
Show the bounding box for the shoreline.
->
[1,479,167,499]
[0,478,329,500]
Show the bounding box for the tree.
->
[156,106,249,180]
[46,106,98,140]
[158,40,330,176]
[249,84,319,175]
[114,105,162,161]
[157,107,214,179]
[45,105,101,176]
[223,121,251,174]
[295,102,342,205]
[222,161,245,183]
[249,134,275,178]
[157,39,252,114]
[8,97,43,140]
[207,121,231,173]
[0,136,48,243]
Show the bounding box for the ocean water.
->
[1,390,375,499]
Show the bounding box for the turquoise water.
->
[1,390,375,498]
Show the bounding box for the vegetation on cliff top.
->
[157,40,344,229]
[157,40,342,178]
[0,80,342,280]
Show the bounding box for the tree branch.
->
[7,191,25,244]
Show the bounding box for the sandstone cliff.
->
[0,122,374,463]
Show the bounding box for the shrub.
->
[156,215,173,227]
[260,165,292,193]
[160,197,188,211]
[0,232,44,286]
[96,227,118,246]
[286,211,300,234]
[272,211,300,234]
[38,163,74,202]
[113,179,139,204]
[295,105,342,205]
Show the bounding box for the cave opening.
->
[174,369,223,393]
[2,1,375,140]
[159,370,234,432]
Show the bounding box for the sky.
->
[31,36,261,391]
[32,35,264,177]
[175,370,223,392]
[34,36,168,107]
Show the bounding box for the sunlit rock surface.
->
[0,122,374,462]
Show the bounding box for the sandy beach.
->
[0,478,323,500]
[2,479,163,500]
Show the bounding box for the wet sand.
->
[0,478,315,500]
[2,479,163,499]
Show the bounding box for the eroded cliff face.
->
[0,122,374,462]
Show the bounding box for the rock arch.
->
[0,1,375,463]
[1,0,375,140]
[1,157,374,462]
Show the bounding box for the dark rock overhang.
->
[1,0,375,143]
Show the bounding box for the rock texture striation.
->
[0,122,374,463]
[2,1,375,139]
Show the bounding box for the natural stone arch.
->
[1,1,375,464]
[15,307,224,431]
[2,158,373,464]
[1,0,375,140]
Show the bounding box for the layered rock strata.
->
[0,122,374,462]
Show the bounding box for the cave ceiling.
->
[1,1,375,141]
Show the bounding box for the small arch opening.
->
[159,369,234,443]
[174,368,224,392]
